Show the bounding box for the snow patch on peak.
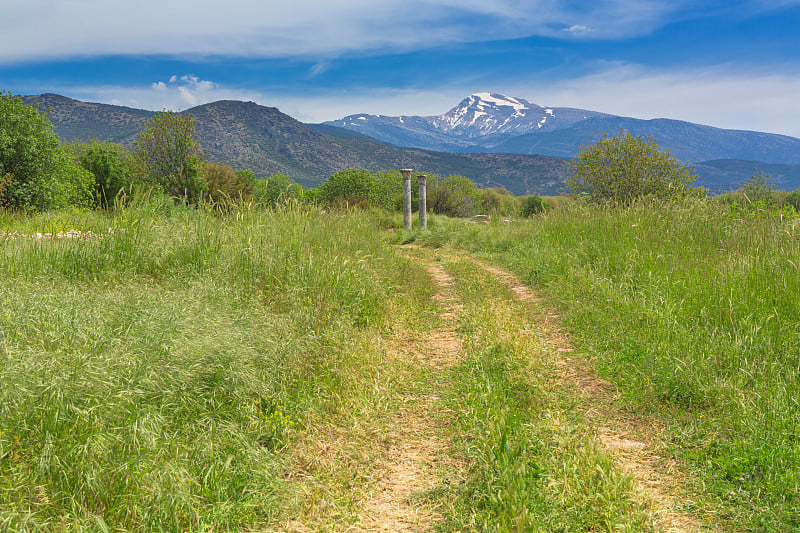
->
[470,92,528,112]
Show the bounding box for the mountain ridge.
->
[325,92,800,166]
[20,94,570,194]
[18,93,800,195]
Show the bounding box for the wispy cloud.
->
[308,61,330,78]
[565,24,592,35]
[0,0,763,64]
[525,63,800,137]
[57,62,800,139]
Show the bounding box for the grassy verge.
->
[414,200,800,530]
[0,202,429,530]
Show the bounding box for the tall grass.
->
[0,201,424,530]
[416,199,800,530]
[431,257,652,532]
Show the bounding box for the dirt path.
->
[357,258,463,532]
[474,259,710,533]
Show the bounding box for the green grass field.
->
[414,199,800,531]
[1,197,798,531]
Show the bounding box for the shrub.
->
[738,170,779,207]
[0,90,94,210]
[254,173,304,207]
[201,162,254,204]
[318,169,393,209]
[481,187,519,216]
[786,188,800,211]
[428,174,482,217]
[520,195,550,217]
[302,187,323,205]
[72,141,133,208]
[133,111,205,204]
[563,131,698,203]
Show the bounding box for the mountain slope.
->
[324,92,610,151]
[20,94,569,194]
[325,92,800,167]
[694,160,800,193]
[22,93,155,143]
[493,116,800,165]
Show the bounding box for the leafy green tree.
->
[319,169,393,209]
[563,132,698,203]
[520,195,550,217]
[0,90,94,210]
[738,170,778,207]
[428,174,482,217]
[255,173,304,207]
[201,162,254,204]
[72,140,132,208]
[786,188,800,211]
[133,111,205,204]
[482,187,519,216]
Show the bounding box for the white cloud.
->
[308,61,329,77]
[152,81,167,90]
[520,63,800,138]
[565,24,591,35]
[42,64,800,139]
[0,1,707,63]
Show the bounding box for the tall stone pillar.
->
[417,174,427,228]
[400,169,413,230]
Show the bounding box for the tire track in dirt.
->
[357,255,464,532]
[474,258,711,533]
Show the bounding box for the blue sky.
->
[2,1,800,137]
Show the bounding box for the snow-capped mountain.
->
[432,92,606,138]
[324,92,609,151]
[321,92,800,166]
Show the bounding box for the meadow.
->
[415,198,800,530]
[0,195,798,531]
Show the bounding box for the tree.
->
[255,173,304,207]
[133,111,205,204]
[201,162,254,204]
[0,90,94,210]
[738,170,777,207]
[786,188,800,211]
[520,195,550,217]
[318,169,393,208]
[72,141,132,208]
[563,132,698,203]
[428,174,482,217]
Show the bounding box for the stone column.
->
[417,174,427,229]
[400,169,413,230]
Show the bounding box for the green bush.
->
[201,161,254,204]
[318,168,393,209]
[481,187,520,216]
[738,170,779,207]
[563,131,698,204]
[132,111,205,204]
[519,195,550,217]
[72,141,132,208]
[786,188,800,211]
[254,173,304,207]
[0,90,94,210]
[428,174,482,217]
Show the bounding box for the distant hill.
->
[694,160,800,194]
[21,94,569,194]
[22,93,155,143]
[325,92,800,166]
[491,116,800,165]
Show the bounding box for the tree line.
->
[5,89,797,217]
